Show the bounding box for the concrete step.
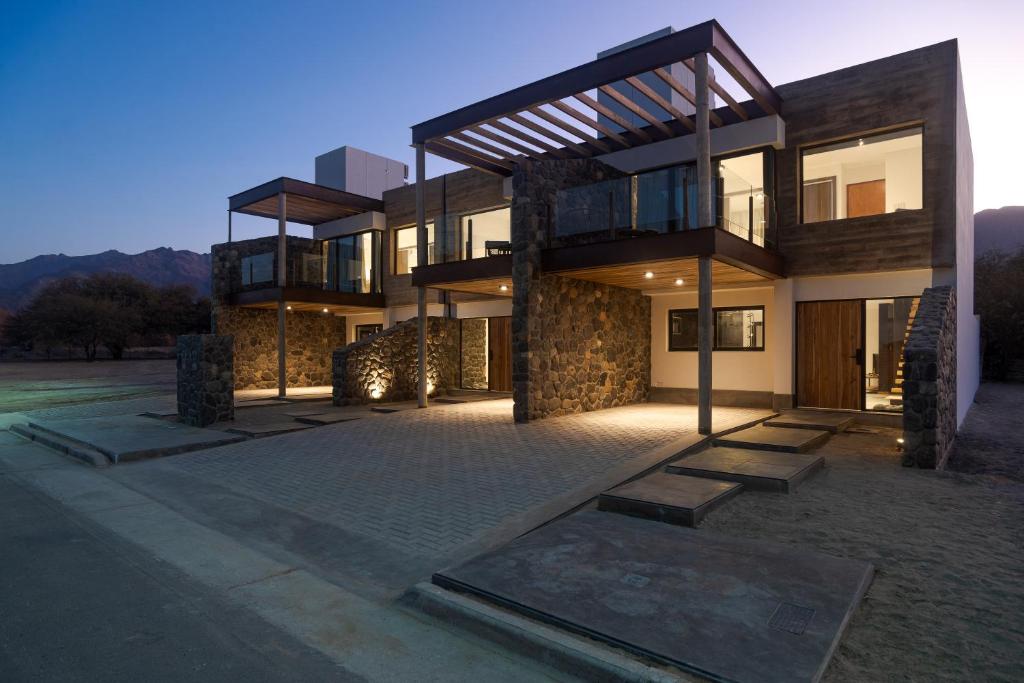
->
[666,447,824,493]
[598,472,742,527]
[713,424,830,453]
[764,411,854,434]
[10,423,111,468]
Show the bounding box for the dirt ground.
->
[947,383,1024,481]
[702,415,1024,681]
[0,359,176,413]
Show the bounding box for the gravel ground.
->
[947,382,1024,481]
[0,359,176,413]
[702,419,1024,682]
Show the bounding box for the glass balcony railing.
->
[553,155,776,249]
[233,233,382,296]
[428,207,512,265]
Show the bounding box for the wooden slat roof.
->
[229,177,384,225]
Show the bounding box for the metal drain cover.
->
[769,602,815,635]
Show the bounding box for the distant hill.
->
[976,206,1024,256]
[0,247,211,311]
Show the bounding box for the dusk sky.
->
[1,0,1020,262]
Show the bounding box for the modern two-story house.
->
[207,20,978,463]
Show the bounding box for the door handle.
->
[852,348,864,365]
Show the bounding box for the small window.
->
[714,307,764,350]
[393,223,435,275]
[668,306,766,352]
[801,127,922,223]
[668,309,698,351]
[241,252,274,285]
[355,323,383,341]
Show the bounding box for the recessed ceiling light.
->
[499,284,509,292]
[675,278,684,286]
[322,308,329,313]
[286,305,292,310]
[644,271,654,279]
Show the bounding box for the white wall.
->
[793,269,939,301]
[885,148,924,212]
[344,312,385,343]
[650,287,775,392]
[954,59,980,426]
[454,299,512,319]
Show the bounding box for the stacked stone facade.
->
[176,334,234,427]
[460,318,488,390]
[511,158,649,422]
[216,306,346,390]
[211,235,326,300]
[902,285,957,469]
[332,317,459,405]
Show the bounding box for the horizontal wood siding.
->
[775,40,958,276]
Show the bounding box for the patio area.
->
[108,399,769,597]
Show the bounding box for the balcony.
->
[409,207,514,296]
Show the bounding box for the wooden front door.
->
[488,316,512,392]
[797,301,863,410]
[846,179,885,218]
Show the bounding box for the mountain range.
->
[975,206,1024,256]
[0,247,211,312]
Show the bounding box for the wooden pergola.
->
[408,20,782,432]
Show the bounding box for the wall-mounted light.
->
[426,380,435,395]
[857,138,864,147]
[896,437,904,451]
[499,284,509,292]
[674,278,684,286]
[644,271,654,280]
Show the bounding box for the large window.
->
[460,207,511,259]
[241,252,274,286]
[668,306,765,351]
[393,222,434,275]
[801,127,923,223]
[325,231,380,294]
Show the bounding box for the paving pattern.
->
[127,400,767,566]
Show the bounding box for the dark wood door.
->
[797,301,863,410]
[488,316,512,392]
[846,179,885,218]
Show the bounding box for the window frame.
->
[392,223,431,276]
[798,123,925,225]
[324,229,381,294]
[354,323,383,341]
[667,305,767,352]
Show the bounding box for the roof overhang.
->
[411,20,782,176]
[229,177,384,225]
[230,287,386,314]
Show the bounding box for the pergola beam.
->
[624,75,696,132]
[651,67,724,127]
[598,84,674,138]
[683,58,749,122]
[549,100,631,149]
[506,112,591,157]
[449,131,522,161]
[468,125,547,160]
[424,139,513,176]
[573,92,652,144]
[430,137,516,171]
[487,119,569,159]
[527,105,613,153]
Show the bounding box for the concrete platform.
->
[598,472,742,527]
[715,424,830,453]
[226,422,312,438]
[435,510,873,683]
[765,411,854,434]
[294,414,362,426]
[667,447,824,493]
[23,416,246,464]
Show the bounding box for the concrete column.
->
[698,255,712,434]
[415,143,428,408]
[694,52,713,228]
[277,192,287,398]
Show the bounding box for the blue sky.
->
[1,0,1021,262]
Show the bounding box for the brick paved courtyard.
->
[111,399,768,593]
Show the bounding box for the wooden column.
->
[695,52,713,434]
[415,143,428,408]
[227,210,232,243]
[277,192,287,398]
[698,255,712,434]
[694,52,713,229]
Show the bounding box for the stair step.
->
[598,472,742,527]
[666,447,824,493]
[764,411,854,434]
[713,425,830,453]
[10,424,110,468]
[891,386,903,394]
[887,395,904,406]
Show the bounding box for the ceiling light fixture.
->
[499,284,509,292]
[675,278,684,286]
[286,305,292,310]
[644,271,654,280]
[322,308,329,313]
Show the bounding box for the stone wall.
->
[511,158,647,422]
[176,335,234,427]
[902,285,957,469]
[215,306,346,390]
[460,318,488,390]
[332,317,459,405]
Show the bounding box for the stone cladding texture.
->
[176,334,234,426]
[332,317,459,405]
[460,318,488,390]
[902,285,957,469]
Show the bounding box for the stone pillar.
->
[698,255,712,434]
[177,334,234,427]
[415,143,428,408]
